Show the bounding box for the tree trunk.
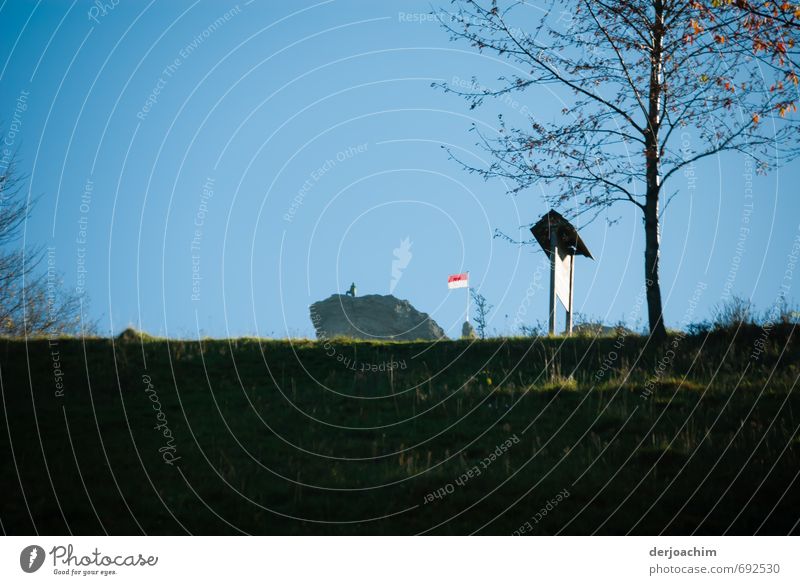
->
[644,189,667,339]
[644,0,668,340]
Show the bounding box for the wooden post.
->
[549,229,558,335]
[566,248,575,335]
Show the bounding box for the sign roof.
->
[530,209,593,259]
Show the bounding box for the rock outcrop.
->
[461,321,476,339]
[310,294,446,341]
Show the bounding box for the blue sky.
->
[0,0,797,338]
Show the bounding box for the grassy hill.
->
[0,327,797,535]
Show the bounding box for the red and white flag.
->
[447,272,469,289]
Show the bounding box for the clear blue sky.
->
[1,0,797,338]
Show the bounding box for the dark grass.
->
[0,326,797,535]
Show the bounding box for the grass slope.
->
[0,328,798,535]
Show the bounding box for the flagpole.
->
[466,271,470,324]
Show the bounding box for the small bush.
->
[691,295,799,335]
[711,295,756,330]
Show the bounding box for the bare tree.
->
[0,158,87,336]
[438,0,800,338]
[471,287,494,338]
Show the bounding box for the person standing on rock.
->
[346,282,357,297]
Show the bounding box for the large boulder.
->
[310,294,446,341]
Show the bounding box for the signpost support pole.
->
[549,231,558,335]
[566,251,575,335]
